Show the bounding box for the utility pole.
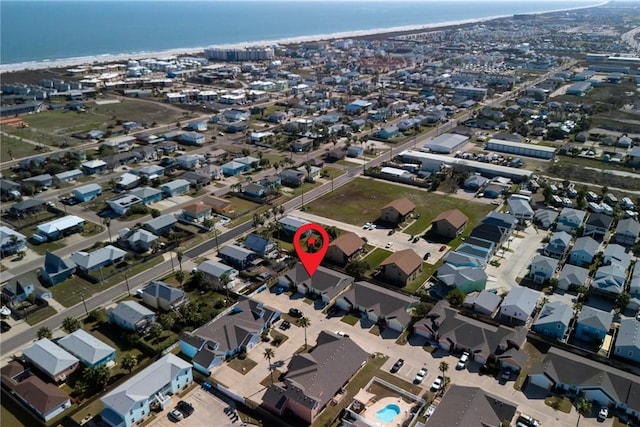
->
[80,293,88,316]
[124,271,131,296]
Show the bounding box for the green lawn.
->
[0,134,43,161]
[545,396,572,413]
[29,240,66,255]
[227,357,258,375]
[402,261,441,294]
[23,109,107,134]
[341,314,360,326]
[25,306,57,326]
[362,248,393,270]
[307,178,494,237]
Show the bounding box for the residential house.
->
[325,232,365,266]
[197,260,239,288]
[57,329,116,367]
[346,145,364,158]
[575,306,613,343]
[0,361,71,421]
[1,280,39,305]
[142,214,178,236]
[482,184,504,199]
[279,263,353,304]
[628,146,640,167]
[22,339,79,383]
[243,183,267,199]
[107,194,144,216]
[532,301,572,340]
[278,216,309,235]
[202,196,231,214]
[243,233,276,257]
[534,209,559,230]
[100,354,193,427]
[280,169,305,187]
[568,236,599,267]
[613,218,640,247]
[182,203,212,223]
[464,174,489,191]
[430,209,468,239]
[0,226,27,257]
[507,197,534,222]
[380,198,416,224]
[71,183,102,202]
[180,131,205,146]
[499,287,541,324]
[8,199,47,219]
[40,252,75,285]
[140,281,187,311]
[221,160,247,177]
[584,213,614,240]
[101,136,135,153]
[557,264,589,291]
[134,165,165,179]
[108,301,156,333]
[613,319,640,365]
[23,174,53,189]
[116,173,140,191]
[36,215,85,241]
[180,297,279,374]
[129,186,163,205]
[463,290,502,316]
[127,229,158,253]
[70,245,127,273]
[556,208,587,233]
[174,155,202,171]
[528,255,559,284]
[425,385,517,427]
[603,244,631,267]
[528,347,640,423]
[262,331,368,424]
[378,126,399,140]
[335,281,419,332]
[592,264,627,297]
[218,244,257,269]
[182,171,211,188]
[161,179,190,197]
[0,179,22,198]
[543,231,572,259]
[80,159,108,175]
[379,249,423,287]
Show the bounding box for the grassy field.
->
[307,178,494,237]
[362,248,393,270]
[0,134,43,160]
[25,306,58,326]
[402,261,440,294]
[23,109,107,135]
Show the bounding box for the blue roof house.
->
[244,233,276,256]
[0,226,27,257]
[613,319,640,365]
[197,260,239,288]
[592,264,627,297]
[70,245,127,273]
[161,179,190,197]
[528,255,559,284]
[58,329,116,367]
[575,306,613,343]
[219,245,257,269]
[142,214,178,236]
[221,161,247,177]
[378,126,399,140]
[72,183,102,202]
[129,186,163,205]
[556,208,586,233]
[80,160,107,175]
[108,301,156,333]
[543,231,572,259]
[346,145,364,158]
[41,252,76,285]
[532,301,572,340]
[568,236,599,267]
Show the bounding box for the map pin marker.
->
[293,223,329,277]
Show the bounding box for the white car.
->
[457,352,469,369]
[413,368,427,384]
[334,331,348,337]
[385,242,393,248]
[431,376,444,391]
[598,407,609,420]
[425,404,436,417]
[169,409,184,421]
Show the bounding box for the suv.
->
[456,352,469,370]
[413,368,427,384]
[431,376,444,391]
[390,359,404,373]
[288,308,303,318]
[177,401,194,417]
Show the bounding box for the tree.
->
[616,292,630,312]
[121,353,138,373]
[542,185,553,205]
[345,260,370,280]
[439,361,449,380]
[574,397,592,427]
[148,322,163,344]
[37,326,52,340]
[176,249,184,272]
[264,348,276,385]
[81,364,110,392]
[299,316,311,349]
[220,273,232,303]
[326,225,339,240]
[158,312,176,331]
[446,289,466,307]
[62,316,81,333]
[103,218,112,243]
[150,208,161,218]
[176,270,185,286]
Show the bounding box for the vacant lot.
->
[307,178,494,235]
[91,98,185,125]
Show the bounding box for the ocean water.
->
[1,1,602,66]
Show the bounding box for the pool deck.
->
[364,396,413,427]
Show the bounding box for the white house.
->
[499,287,541,324]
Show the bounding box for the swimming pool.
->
[375,404,400,423]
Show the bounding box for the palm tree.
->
[439,361,449,381]
[264,348,275,385]
[299,316,311,349]
[176,249,184,272]
[574,398,592,427]
[103,218,112,243]
[220,273,232,303]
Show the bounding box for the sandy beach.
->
[0,1,608,74]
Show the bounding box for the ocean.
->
[1,0,602,67]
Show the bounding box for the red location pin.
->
[293,223,329,277]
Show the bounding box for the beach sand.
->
[0,1,608,75]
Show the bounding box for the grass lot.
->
[52,256,163,307]
[545,396,572,413]
[29,240,66,255]
[341,314,360,326]
[402,261,440,294]
[91,98,186,126]
[323,166,346,180]
[307,178,494,237]
[228,357,258,375]
[362,248,393,270]
[290,180,322,198]
[0,134,43,160]
[25,306,57,326]
[23,109,107,135]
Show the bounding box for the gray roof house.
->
[568,236,599,267]
[262,331,368,424]
[57,329,116,367]
[613,319,640,365]
[507,197,534,221]
[218,244,257,269]
[584,213,613,239]
[426,385,517,427]
[278,263,353,304]
[108,301,156,333]
[613,218,640,247]
[463,290,503,316]
[557,208,586,232]
[70,245,127,273]
[533,209,559,230]
[557,264,589,291]
[528,254,559,284]
[335,281,419,332]
[140,281,187,311]
[499,287,541,324]
[142,214,178,236]
[575,306,613,343]
[543,231,572,259]
[592,264,627,296]
[22,339,80,383]
[532,301,572,340]
[197,260,239,288]
[603,244,632,269]
[127,229,158,252]
[40,251,76,286]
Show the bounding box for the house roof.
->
[37,215,84,235]
[23,339,79,377]
[141,281,185,305]
[549,231,572,247]
[437,263,487,288]
[603,244,631,268]
[432,209,468,230]
[70,245,127,270]
[262,331,368,411]
[577,306,613,331]
[426,385,517,427]
[615,318,640,353]
[380,249,422,276]
[129,186,162,199]
[219,244,255,261]
[142,214,177,232]
[559,207,586,224]
[128,229,158,245]
[110,301,154,325]
[558,264,589,288]
[339,281,418,327]
[101,354,191,416]
[530,254,559,271]
[471,290,502,314]
[244,233,274,254]
[10,198,46,212]
[183,203,211,215]
[507,198,534,216]
[615,218,640,237]
[283,263,353,299]
[278,215,309,229]
[0,361,70,417]
[533,301,572,329]
[197,260,238,278]
[586,213,614,230]
[381,198,416,216]
[201,196,231,210]
[572,236,599,255]
[500,287,541,316]
[73,183,102,195]
[43,252,75,276]
[534,209,559,228]
[57,329,115,366]
[161,179,190,190]
[329,232,365,257]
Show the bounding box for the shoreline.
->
[0,1,608,74]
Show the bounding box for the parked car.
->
[413,368,427,384]
[279,320,291,330]
[456,352,469,370]
[517,414,539,427]
[425,404,436,417]
[598,407,609,421]
[500,367,512,384]
[177,401,194,417]
[334,330,349,337]
[0,321,11,333]
[385,242,393,248]
[423,252,431,260]
[169,409,184,421]
[388,229,395,236]
[288,308,303,318]
[390,358,404,373]
[439,245,447,252]
[431,376,443,391]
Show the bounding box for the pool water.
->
[375,404,401,423]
